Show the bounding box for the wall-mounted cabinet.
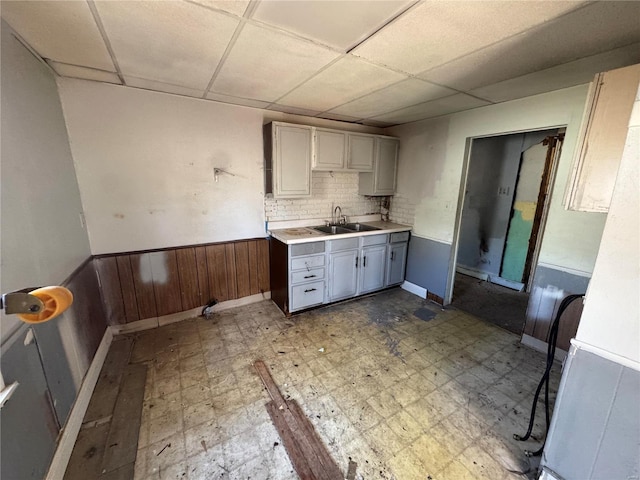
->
[264,122,312,199]
[359,137,399,196]
[266,121,399,198]
[565,63,640,212]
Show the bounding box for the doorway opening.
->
[451,129,564,334]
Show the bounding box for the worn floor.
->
[452,274,529,335]
[85,288,558,480]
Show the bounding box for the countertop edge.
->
[269,222,412,245]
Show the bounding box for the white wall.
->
[1,24,91,338]
[389,84,607,277]
[576,87,640,364]
[58,79,383,255]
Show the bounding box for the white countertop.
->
[269,220,411,244]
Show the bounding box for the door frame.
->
[445,126,566,304]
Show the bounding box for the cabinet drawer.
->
[291,281,324,311]
[291,268,325,284]
[291,242,325,256]
[291,254,325,271]
[328,237,359,252]
[390,231,410,243]
[362,233,389,246]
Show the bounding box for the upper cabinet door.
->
[313,129,346,171]
[273,124,312,198]
[374,138,399,195]
[566,64,640,212]
[347,133,375,171]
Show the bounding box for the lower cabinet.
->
[270,231,410,314]
[386,232,409,286]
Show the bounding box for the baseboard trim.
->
[110,292,272,335]
[521,333,567,362]
[45,327,113,480]
[401,281,427,299]
[456,266,489,281]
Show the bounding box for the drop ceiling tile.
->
[47,61,121,84]
[277,56,406,112]
[469,43,640,104]
[95,1,238,91]
[330,78,455,119]
[360,119,394,128]
[252,0,414,50]
[206,92,271,109]
[352,1,585,74]
[189,0,250,17]
[212,23,340,102]
[420,1,640,91]
[1,1,114,71]
[370,94,490,124]
[267,104,322,117]
[124,76,205,98]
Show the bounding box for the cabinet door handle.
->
[355,256,358,268]
[304,288,317,293]
[391,251,395,261]
[303,274,316,279]
[363,255,367,267]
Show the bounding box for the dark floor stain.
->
[413,307,436,322]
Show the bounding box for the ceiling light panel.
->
[330,78,455,119]
[353,1,585,74]
[420,1,640,92]
[252,0,415,50]
[212,23,340,102]
[277,56,406,112]
[371,93,490,124]
[1,1,115,71]
[188,0,251,17]
[94,1,238,91]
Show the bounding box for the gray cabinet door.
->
[374,138,398,195]
[274,124,312,198]
[386,242,407,286]
[359,244,387,294]
[347,133,375,171]
[313,129,346,170]
[328,250,359,301]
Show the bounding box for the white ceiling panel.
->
[212,23,340,101]
[371,94,490,124]
[420,1,640,91]
[205,91,271,109]
[470,43,640,103]
[95,1,238,90]
[252,0,414,50]
[320,112,363,123]
[1,1,114,71]
[267,104,321,117]
[353,1,585,74]
[47,61,121,85]
[277,56,406,112]
[124,76,205,98]
[188,0,250,17]
[330,78,455,119]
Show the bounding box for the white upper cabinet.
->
[347,133,375,171]
[359,137,399,196]
[566,63,640,212]
[313,128,346,170]
[265,122,312,198]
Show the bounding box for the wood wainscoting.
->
[94,238,270,325]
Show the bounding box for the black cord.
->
[514,293,584,456]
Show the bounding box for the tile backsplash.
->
[264,171,381,222]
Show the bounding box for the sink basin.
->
[312,225,353,235]
[343,223,381,232]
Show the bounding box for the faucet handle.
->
[340,215,347,225]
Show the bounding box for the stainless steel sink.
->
[312,225,353,235]
[343,223,381,232]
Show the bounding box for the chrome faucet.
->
[333,206,345,225]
